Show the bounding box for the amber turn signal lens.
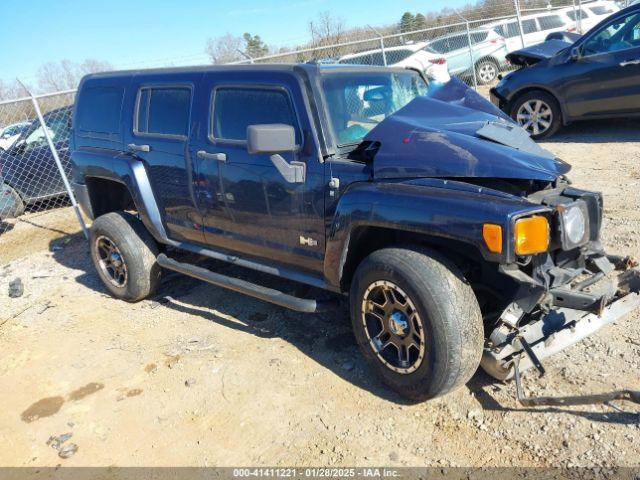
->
[482,224,503,253]
[514,215,549,255]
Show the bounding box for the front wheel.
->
[511,90,562,139]
[90,211,161,302]
[349,247,484,402]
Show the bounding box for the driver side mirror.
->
[246,124,304,183]
[570,46,582,62]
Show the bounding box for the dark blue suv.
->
[0,106,72,220]
[70,64,640,401]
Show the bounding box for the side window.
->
[77,87,123,134]
[471,32,489,45]
[583,12,640,55]
[136,86,191,137]
[506,22,521,38]
[522,19,538,34]
[212,87,300,143]
[539,15,565,31]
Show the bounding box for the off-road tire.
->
[90,211,161,302]
[510,90,562,139]
[475,59,499,85]
[349,247,484,402]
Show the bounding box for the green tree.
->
[400,12,415,33]
[414,13,427,31]
[243,33,269,59]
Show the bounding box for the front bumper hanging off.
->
[481,266,640,382]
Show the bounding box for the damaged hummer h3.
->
[71,64,640,402]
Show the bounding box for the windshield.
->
[321,70,429,146]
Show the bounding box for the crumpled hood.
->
[364,84,571,182]
[506,39,572,66]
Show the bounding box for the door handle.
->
[197,150,227,162]
[128,143,151,153]
[620,59,640,67]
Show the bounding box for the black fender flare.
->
[323,180,546,290]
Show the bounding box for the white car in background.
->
[560,1,620,33]
[0,121,30,151]
[338,42,451,83]
[486,11,571,53]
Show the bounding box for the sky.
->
[0,0,469,84]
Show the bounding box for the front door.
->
[564,10,640,118]
[194,72,326,275]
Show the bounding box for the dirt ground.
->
[0,119,639,468]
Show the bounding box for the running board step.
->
[156,253,325,313]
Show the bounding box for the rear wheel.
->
[90,211,161,302]
[349,247,484,402]
[475,59,499,85]
[511,90,562,139]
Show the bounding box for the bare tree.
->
[36,59,112,93]
[308,11,346,48]
[0,79,29,101]
[205,33,244,64]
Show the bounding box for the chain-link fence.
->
[0,90,87,239]
[230,0,621,88]
[0,0,626,245]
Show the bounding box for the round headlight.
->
[564,205,586,244]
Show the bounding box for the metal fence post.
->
[514,0,526,49]
[465,21,478,90]
[577,0,583,33]
[18,81,89,239]
[367,25,387,66]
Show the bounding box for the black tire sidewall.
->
[90,212,160,302]
[475,60,498,85]
[511,90,562,139]
[350,249,474,401]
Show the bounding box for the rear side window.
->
[539,15,565,30]
[590,5,613,15]
[212,87,299,143]
[77,87,123,134]
[522,19,538,34]
[471,31,489,44]
[495,22,520,38]
[136,86,191,137]
[567,9,589,21]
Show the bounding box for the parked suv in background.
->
[0,106,72,218]
[487,11,570,53]
[425,29,508,84]
[70,64,640,401]
[491,3,640,138]
[560,1,620,32]
[338,42,451,83]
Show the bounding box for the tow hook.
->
[512,355,640,411]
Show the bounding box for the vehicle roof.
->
[339,42,428,59]
[425,27,497,42]
[81,63,412,85]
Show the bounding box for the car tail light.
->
[567,25,576,32]
[429,57,446,65]
[490,38,505,44]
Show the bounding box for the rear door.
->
[563,10,640,118]
[124,76,204,244]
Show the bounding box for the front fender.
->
[324,179,549,289]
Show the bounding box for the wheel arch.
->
[507,86,567,125]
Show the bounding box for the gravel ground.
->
[0,119,639,468]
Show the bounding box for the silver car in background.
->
[425,29,509,85]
